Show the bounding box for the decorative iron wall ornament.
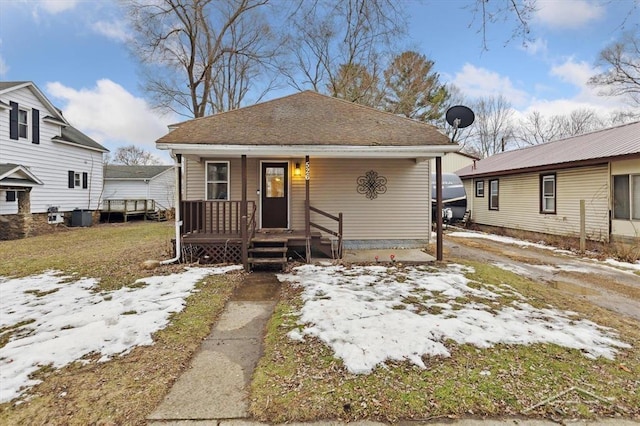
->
[357,170,387,200]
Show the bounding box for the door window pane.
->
[265,167,285,198]
[489,179,499,210]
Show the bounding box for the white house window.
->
[540,174,556,214]
[206,161,229,200]
[489,179,499,210]
[18,108,29,139]
[475,180,484,197]
[613,174,640,220]
[74,173,81,188]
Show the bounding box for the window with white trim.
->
[475,180,484,197]
[206,161,229,200]
[540,174,556,214]
[489,179,499,210]
[18,108,29,139]
[613,174,640,220]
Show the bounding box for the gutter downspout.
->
[161,153,183,265]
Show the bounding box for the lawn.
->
[250,261,640,422]
[0,222,243,425]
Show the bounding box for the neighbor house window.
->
[68,171,88,189]
[489,179,499,210]
[6,191,16,202]
[540,174,556,214]
[18,108,29,139]
[613,174,640,220]
[206,161,229,200]
[475,180,484,197]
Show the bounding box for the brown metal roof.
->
[457,121,640,178]
[157,90,452,147]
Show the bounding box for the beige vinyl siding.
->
[465,165,610,241]
[429,152,475,174]
[184,157,431,242]
[611,157,640,240]
[296,158,430,241]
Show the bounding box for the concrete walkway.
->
[148,268,638,426]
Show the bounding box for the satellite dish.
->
[445,105,475,142]
[446,105,475,129]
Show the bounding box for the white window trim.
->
[205,160,230,200]
[18,107,30,140]
[541,174,556,214]
[74,172,81,188]
[475,180,484,197]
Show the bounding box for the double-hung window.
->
[475,180,484,197]
[206,161,229,200]
[540,174,556,214]
[18,108,29,139]
[613,174,640,220]
[489,179,499,210]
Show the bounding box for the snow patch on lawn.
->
[278,264,630,375]
[0,266,241,403]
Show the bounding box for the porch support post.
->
[241,154,249,271]
[305,155,311,263]
[435,156,443,261]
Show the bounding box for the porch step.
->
[249,238,288,270]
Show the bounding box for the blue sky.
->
[1,0,638,162]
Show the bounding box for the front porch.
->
[177,196,343,270]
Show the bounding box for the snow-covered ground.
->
[278,264,631,375]
[449,230,640,272]
[0,266,241,404]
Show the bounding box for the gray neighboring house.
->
[102,165,175,213]
[456,121,640,244]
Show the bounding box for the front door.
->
[261,162,288,228]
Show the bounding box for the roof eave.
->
[156,143,460,158]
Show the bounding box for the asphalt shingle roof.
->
[104,165,173,180]
[157,91,452,147]
[457,121,640,178]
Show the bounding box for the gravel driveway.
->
[445,232,640,322]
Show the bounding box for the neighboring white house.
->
[0,81,108,239]
[456,121,640,244]
[103,165,175,210]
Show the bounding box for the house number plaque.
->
[357,170,387,200]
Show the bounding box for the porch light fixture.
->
[294,162,302,177]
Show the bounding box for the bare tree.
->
[113,145,163,165]
[468,95,514,158]
[121,0,277,118]
[589,29,640,106]
[282,0,406,98]
[383,51,449,122]
[467,0,538,50]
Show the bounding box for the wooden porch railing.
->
[307,203,343,259]
[181,200,256,235]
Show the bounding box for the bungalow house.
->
[456,121,640,244]
[101,165,175,221]
[156,90,460,268]
[0,81,108,240]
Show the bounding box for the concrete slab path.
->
[148,273,280,423]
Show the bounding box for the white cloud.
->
[535,0,604,29]
[521,38,548,56]
[550,58,595,86]
[34,0,80,14]
[450,63,530,107]
[45,80,176,156]
[93,19,130,43]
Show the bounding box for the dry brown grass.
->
[250,261,640,423]
[0,222,243,425]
